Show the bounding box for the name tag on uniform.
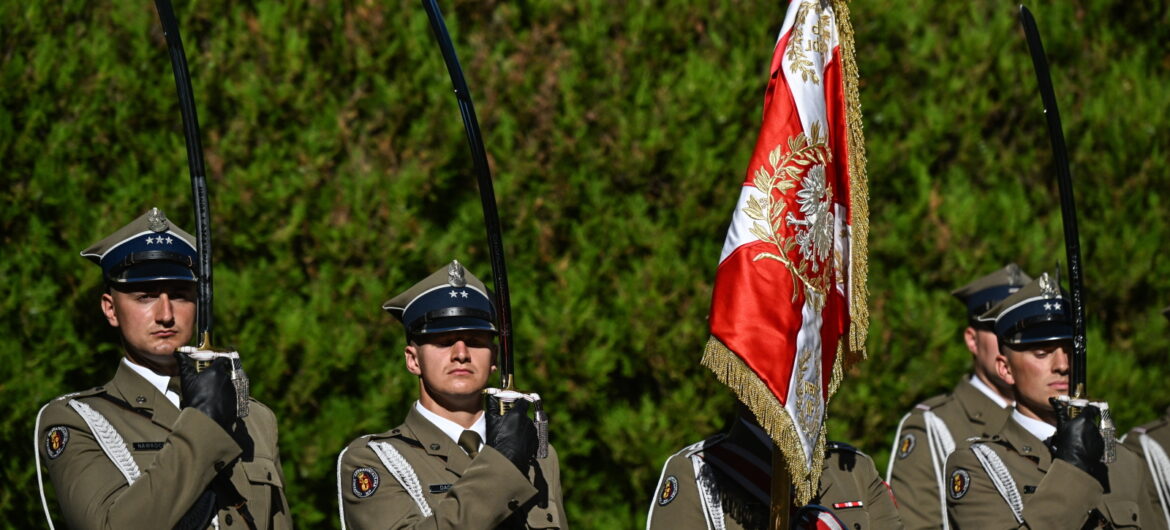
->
[133,442,165,451]
[429,484,452,494]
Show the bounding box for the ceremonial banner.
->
[702,0,868,504]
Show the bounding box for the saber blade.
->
[154,0,214,349]
[419,0,515,388]
[1019,5,1087,398]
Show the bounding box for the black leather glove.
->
[485,396,537,475]
[1048,398,1108,489]
[176,352,237,432]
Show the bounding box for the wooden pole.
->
[770,444,792,529]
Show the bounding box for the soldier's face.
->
[997,340,1070,424]
[965,326,1008,389]
[406,330,496,409]
[102,281,196,374]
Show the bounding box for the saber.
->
[154,0,249,419]
[419,0,515,390]
[153,0,214,350]
[1019,5,1087,399]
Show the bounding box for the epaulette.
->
[44,386,106,406]
[826,440,860,454]
[678,433,727,459]
[1131,414,1170,436]
[914,392,953,412]
[366,427,424,450]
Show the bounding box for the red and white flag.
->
[702,0,868,504]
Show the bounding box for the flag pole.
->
[771,447,792,529]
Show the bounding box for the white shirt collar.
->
[1011,407,1056,441]
[121,358,180,409]
[969,374,1012,408]
[414,401,486,450]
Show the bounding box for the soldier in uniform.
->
[646,405,902,529]
[887,264,1028,529]
[945,273,1165,528]
[34,208,291,529]
[1121,305,1170,527]
[336,261,566,529]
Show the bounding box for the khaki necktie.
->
[458,430,481,459]
[168,376,182,399]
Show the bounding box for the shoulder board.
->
[914,392,953,411]
[826,440,859,454]
[43,386,106,407]
[1132,415,1170,436]
[677,433,727,459]
[367,426,424,449]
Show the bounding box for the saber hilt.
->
[1053,395,1115,464]
[484,388,548,459]
[178,346,251,418]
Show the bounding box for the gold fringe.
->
[702,336,826,505]
[834,0,870,365]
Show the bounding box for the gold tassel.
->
[834,0,870,364]
[702,336,826,505]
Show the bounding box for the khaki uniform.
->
[945,414,1165,529]
[1123,411,1170,528]
[37,361,291,529]
[647,420,902,529]
[338,406,566,529]
[887,376,1010,529]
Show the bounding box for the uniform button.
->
[136,395,147,403]
[508,499,519,510]
[225,514,233,525]
[1022,446,1031,453]
[214,461,225,472]
[267,471,273,480]
[431,443,441,450]
[547,513,553,522]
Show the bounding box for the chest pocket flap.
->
[241,457,283,487]
[1103,499,1140,528]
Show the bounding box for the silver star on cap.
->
[146,207,169,233]
[460,290,469,298]
[146,236,155,244]
[165,236,174,245]
[447,260,467,288]
[449,290,458,298]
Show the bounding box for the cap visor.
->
[112,262,197,283]
[1009,323,1074,346]
[412,317,497,336]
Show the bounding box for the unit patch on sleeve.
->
[45,426,69,459]
[658,475,680,506]
[897,433,916,459]
[949,468,970,500]
[352,467,380,498]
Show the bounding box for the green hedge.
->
[3,1,1168,527]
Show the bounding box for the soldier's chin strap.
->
[483,388,548,459]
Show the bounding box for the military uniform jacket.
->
[36,361,291,529]
[646,421,902,530]
[945,414,1166,529]
[337,406,566,529]
[887,376,1010,529]
[1123,411,1170,527]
